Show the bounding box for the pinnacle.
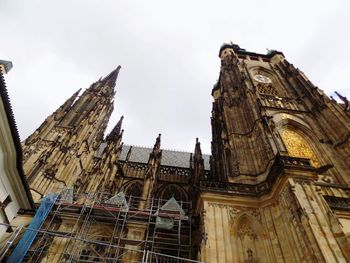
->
[102,65,121,88]
[106,115,124,142]
[55,88,81,114]
[66,88,81,103]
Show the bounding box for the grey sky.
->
[1,0,349,154]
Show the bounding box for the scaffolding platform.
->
[14,190,200,263]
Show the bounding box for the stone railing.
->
[324,195,350,211]
[259,94,306,111]
[200,155,314,196]
[199,180,270,196]
[127,162,147,172]
[159,166,190,183]
[280,155,312,168]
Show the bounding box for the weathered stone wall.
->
[199,178,350,263]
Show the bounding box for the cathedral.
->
[6,43,350,262]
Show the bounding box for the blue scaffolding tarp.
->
[7,193,57,263]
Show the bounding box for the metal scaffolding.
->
[12,189,199,263]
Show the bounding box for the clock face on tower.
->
[253,74,272,84]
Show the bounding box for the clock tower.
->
[199,43,350,262]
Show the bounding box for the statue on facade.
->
[244,248,258,263]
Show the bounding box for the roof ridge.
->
[122,144,211,156]
[123,144,152,150]
[123,144,194,154]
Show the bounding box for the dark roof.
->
[0,70,34,208]
[119,145,211,170]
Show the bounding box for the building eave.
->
[0,71,35,208]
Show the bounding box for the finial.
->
[102,65,121,88]
[106,115,124,142]
[194,138,202,160]
[71,88,81,96]
[125,146,133,162]
[153,133,161,150]
[335,91,349,111]
[54,88,81,118]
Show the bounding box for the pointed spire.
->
[53,88,81,121]
[153,134,161,152]
[102,66,121,88]
[150,134,162,159]
[106,116,124,142]
[70,88,81,99]
[194,137,203,161]
[57,89,81,112]
[335,91,347,101]
[335,91,349,111]
[192,138,204,186]
[125,146,133,162]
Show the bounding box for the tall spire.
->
[106,116,124,142]
[102,65,121,88]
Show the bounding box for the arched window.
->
[160,185,188,202]
[125,182,143,197]
[125,181,143,208]
[281,129,320,167]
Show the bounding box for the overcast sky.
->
[1,0,349,154]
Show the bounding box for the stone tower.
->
[22,67,122,201]
[199,43,350,262]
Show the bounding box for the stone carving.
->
[208,202,234,209]
[237,221,257,240]
[244,248,258,263]
[317,174,334,184]
[257,84,278,96]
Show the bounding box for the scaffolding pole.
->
[10,190,196,262]
[7,193,57,263]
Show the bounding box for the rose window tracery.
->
[257,84,278,96]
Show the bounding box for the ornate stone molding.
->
[200,154,315,196]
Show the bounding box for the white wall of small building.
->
[0,97,32,238]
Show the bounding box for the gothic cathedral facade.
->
[19,44,350,262]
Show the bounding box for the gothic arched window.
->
[125,182,143,197]
[125,181,143,208]
[281,128,320,167]
[160,185,188,202]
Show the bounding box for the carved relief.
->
[237,221,258,240]
[244,248,258,263]
[233,214,266,263]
